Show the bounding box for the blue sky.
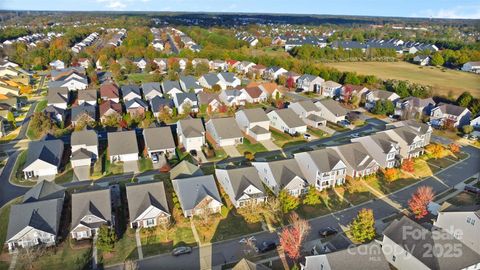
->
[1,0,480,19]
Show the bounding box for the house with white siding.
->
[252,159,308,196]
[235,108,271,141]
[267,108,307,135]
[107,130,139,162]
[177,118,205,151]
[206,117,243,147]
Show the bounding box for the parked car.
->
[464,185,480,195]
[351,133,359,138]
[256,241,277,253]
[304,133,312,140]
[172,246,192,256]
[318,227,338,238]
[152,154,159,163]
[337,120,350,127]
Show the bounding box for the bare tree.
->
[124,259,139,270]
[18,246,46,269]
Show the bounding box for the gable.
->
[134,205,169,221]
[23,159,57,172]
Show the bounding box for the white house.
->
[252,159,308,196]
[23,139,64,180]
[315,99,348,123]
[430,103,471,128]
[70,129,99,168]
[49,60,65,70]
[320,81,342,98]
[177,118,205,151]
[205,117,243,147]
[461,61,480,73]
[107,130,139,162]
[296,74,324,93]
[267,108,307,135]
[235,108,271,141]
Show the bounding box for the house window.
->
[392,255,396,262]
[146,219,155,226]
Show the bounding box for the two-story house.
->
[267,108,307,135]
[177,118,205,151]
[235,108,271,141]
[430,102,471,128]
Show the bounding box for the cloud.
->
[96,0,127,10]
[413,5,480,19]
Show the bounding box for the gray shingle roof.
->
[265,158,304,187]
[219,72,236,83]
[7,198,63,242]
[208,117,243,139]
[237,108,269,123]
[299,148,343,173]
[175,92,198,106]
[331,142,375,171]
[162,80,182,94]
[272,108,305,128]
[178,118,205,138]
[143,127,175,152]
[217,167,266,201]
[383,216,480,269]
[24,139,63,169]
[71,129,98,148]
[71,104,96,122]
[47,87,69,104]
[232,258,271,270]
[316,99,348,116]
[71,188,112,230]
[141,82,162,96]
[126,181,170,221]
[107,130,139,156]
[202,73,220,86]
[172,175,221,212]
[121,84,141,98]
[77,89,97,102]
[179,75,202,91]
[293,100,318,113]
[170,160,203,180]
[150,96,173,113]
[436,102,469,116]
[22,180,65,203]
[125,97,148,109]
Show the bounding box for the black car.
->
[318,227,338,238]
[256,241,277,253]
[171,246,192,256]
[464,185,480,195]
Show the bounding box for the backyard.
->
[270,129,306,148]
[236,138,267,155]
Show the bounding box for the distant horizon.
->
[1,0,480,20]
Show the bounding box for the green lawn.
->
[100,229,137,266]
[9,150,38,187]
[123,73,159,84]
[324,61,480,97]
[105,160,124,175]
[54,163,73,184]
[141,226,197,257]
[364,174,419,195]
[34,99,48,112]
[236,138,267,155]
[138,158,153,172]
[426,157,456,169]
[326,122,348,132]
[297,189,350,219]
[335,179,375,205]
[307,127,328,138]
[270,129,305,148]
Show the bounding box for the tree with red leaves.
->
[408,186,434,219]
[343,85,353,104]
[401,159,415,173]
[449,143,460,154]
[286,76,296,90]
[276,99,285,109]
[279,212,310,261]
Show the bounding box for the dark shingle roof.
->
[22,180,65,203]
[24,139,63,169]
[126,181,170,221]
[71,129,98,148]
[172,175,221,212]
[71,188,112,230]
[143,127,175,151]
[107,130,139,156]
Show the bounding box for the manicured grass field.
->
[324,61,480,97]
[236,138,267,155]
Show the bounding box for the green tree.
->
[96,225,116,252]
[457,92,473,108]
[303,186,321,206]
[462,125,474,134]
[349,208,376,243]
[7,111,16,128]
[279,190,300,213]
[430,52,445,66]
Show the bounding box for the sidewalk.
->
[135,229,144,260]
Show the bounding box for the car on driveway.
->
[255,241,277,253]
[172,246,192,256]
[337,120,350,127]
[152,154,159,163]
[464,185,480,195]
[318,227,338,238]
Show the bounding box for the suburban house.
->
[6,198,64,251]
[150,96,173,118]
[218,72,241,89]
[143,127,176,159]
[250,64,267,78]
[133,58,147,70]
[154,58,168,71]
[294,148,347,191]
[315,99,348,123]
[70,188,113,240]
[22,180,65,204]
[177,118,206,151]
[264,66,288,80]
[235,108,271,141]
[161,80,183,97]
[47,75,88,91]
[197,92,222,112]
[236,61,255,74]
[383,126,426,159]
[365,90,400,110]
[170,160,203,180]
[23,139,64,180]
[100,83,120,103]
[252,159,308,196]
[126,181,171,229]
[246,82,282,100]
[233,259,270,270]
[339,84,369,102]
[206,117,244,147]
[210,60,227,71]
[47,87,69,109]
[70,129,99,168]
[352,133,400,168]
[296,74,324,93]
[71,104,96,126]
[267,108,307,135]
[215,167,267,208]
[99,100,123,123]
[179,75,203,93]
[387,120,433,147]
[77,89,97,105]
[243,86,268,103]
[471,115,480,129]
[125,98,148,117]
[173,92,199,114]
[107,130,139,162]
[302,242,389,270]
[320,81,342,98]
[382,216,480,270]
[461,61,480,73]
[219,88,250,107]
[172,175,223,217]
[289,100,326,128]
[142,82,163,100]
[121,85,142,102]
[329,142,379,178]
[43,105,65,123]
[434,204,480,253]
[413,55,430,66]
[198,73,221,89]
[430,102,471,128]
[395,97,435,120]
[49,59,65,70]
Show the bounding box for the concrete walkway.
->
[260,140,281,151]
[360,180,403,210]
[8,251,17,270]
[92,234,99,270]
[223,145,242,157]
[135,229,144,260]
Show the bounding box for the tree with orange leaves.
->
[401,159,415,173]
[279,212,310,261]
[384,168,399,182]
[449,143,460,154]
[408,186,434,219]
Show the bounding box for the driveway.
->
[260,140,281,151]
[73,166,90,181]
[124,161,139,173]
[223,145,242,157]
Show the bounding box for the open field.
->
[324,61,480,97]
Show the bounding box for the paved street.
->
[106,145,480,270]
